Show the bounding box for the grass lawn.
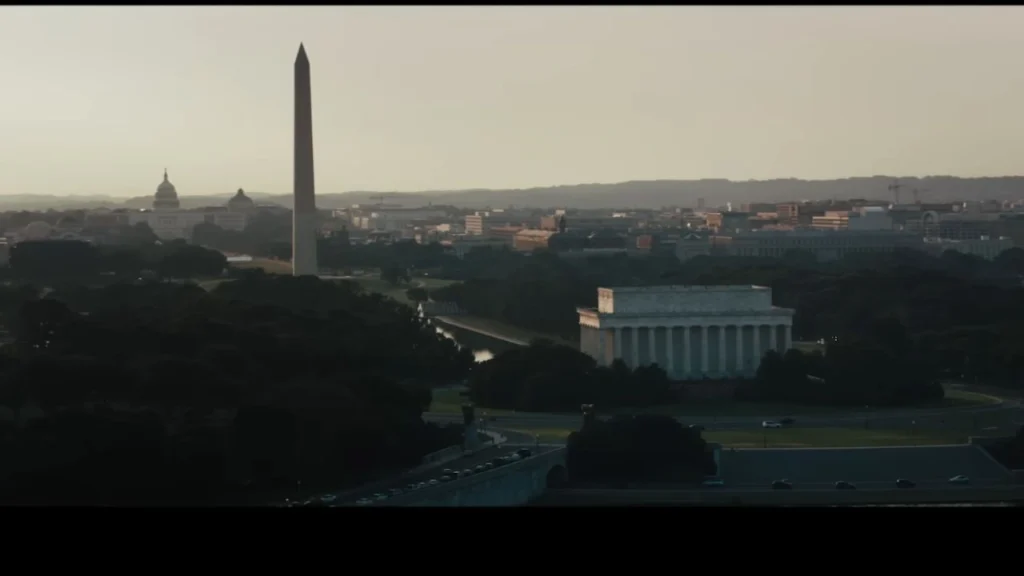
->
[353,276,457,306]
[232,258,293,275]
[435,384,1001,418]
[430,388,521,416]
[505,426,967,448]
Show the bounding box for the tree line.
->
[468,341,678,412]
[432,248,1024,392]
[566,412,716,486]
[739,334,944,409]
[0,271,474,505]
[5,238,229,284]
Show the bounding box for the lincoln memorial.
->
[577,285,795,380]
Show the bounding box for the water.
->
[434,323,493,363]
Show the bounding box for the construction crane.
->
[912,188,928,204]
[887,180,905,205]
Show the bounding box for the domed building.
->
[21,221,54,241]
[154,169,180,211]
[125,169,251,241]
[227,188,255,213]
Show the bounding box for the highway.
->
[425,399,1021,432]
[288,445,524,507]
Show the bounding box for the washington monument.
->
[292,43,318,277]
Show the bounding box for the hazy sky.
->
[3,6,1024,197]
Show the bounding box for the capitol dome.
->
[227,188,255,212]
[154,168,180,210]
[22,221,54,240]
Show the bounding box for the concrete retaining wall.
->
[384,448,565,507]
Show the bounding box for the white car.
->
[948,475,970,485]
[702,478,725,487]
[762,421,783,429]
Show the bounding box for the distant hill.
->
[4,176,1023,211]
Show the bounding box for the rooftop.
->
[599,285,769,294]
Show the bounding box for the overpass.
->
[380,447,567,506]
[537,484,1024,506]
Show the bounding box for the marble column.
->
[683,326,692,378]
[700,325,709,375]
[666,327,675,376]
[769,324,778,353]
[735,325,745,374]
[631,327,640,368]
[648,326,657,367]
[718,325,727,376]
[753,325,761,366]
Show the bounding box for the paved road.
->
[536,482,1024,506]
[305,446,521,507]
[425,399,1021,432]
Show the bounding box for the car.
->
[896,478,916,489]
[483,462,495,470]
[506,454,521,462]
[490,457,505,467]
[355,498,373,506]
[516,448,532,458]
[388,488,403,497]
[442,468,454,476]
[762,421,783,429]
[475,465,486,473]
[771,480,793,490]
[949,475,970,485]
[427,479,439,486]
[780,417,795,426]
[834,481,856,490]
[702,478,725,487]
[373,493,388,501]
[320,494,338,504]
[461,469,473,477]
[439,475,453,483]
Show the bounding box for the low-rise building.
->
[513,229,557,252]
[682,229,923,262]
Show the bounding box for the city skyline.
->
[3,6,1024,196]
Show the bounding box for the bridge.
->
[381,447,566,506]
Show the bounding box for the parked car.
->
[896,479,916,489]
[834,481,857,490]
[949,475,970,485]
[762,421,783,429]
[771,480,793,490]
[516,448,532,458]
[702,478,725,487]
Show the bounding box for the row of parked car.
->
[767,475,971,490]
[353,448,534,506]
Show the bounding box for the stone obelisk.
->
[292,43,318,277]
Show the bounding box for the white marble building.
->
[577,285,794,380]
[126,170,249,241]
